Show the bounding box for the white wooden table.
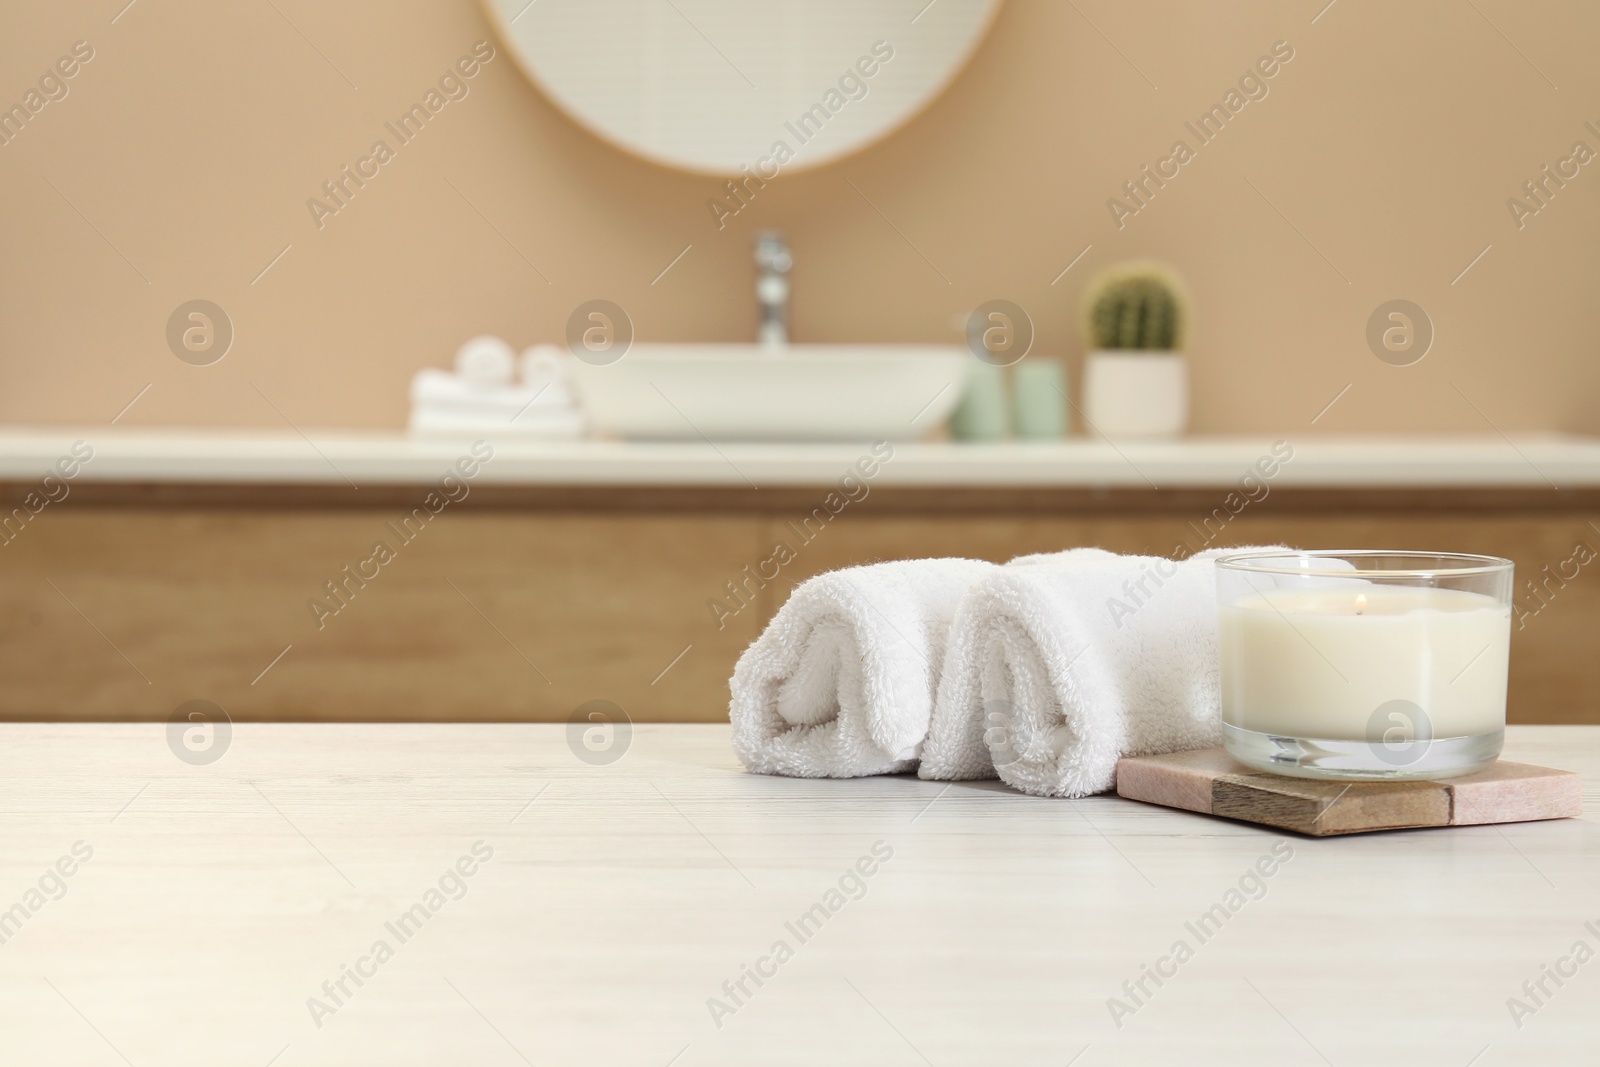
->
[1,723,1595,1066]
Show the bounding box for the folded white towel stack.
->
[919,545,1285,798]
[730,558,999,778]
[408,338,584,439]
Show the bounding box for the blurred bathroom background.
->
[2,0,1598,726]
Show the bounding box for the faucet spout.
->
[754,231,792,350]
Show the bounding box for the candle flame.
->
[1355,593,1366,615]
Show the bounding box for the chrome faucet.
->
[754,231,792,349]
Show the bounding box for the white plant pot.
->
[1082,351,1188,438]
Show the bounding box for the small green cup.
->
[1013,361,1069,439]
[951,363,1011,441]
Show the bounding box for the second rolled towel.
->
[919,546,1283,798]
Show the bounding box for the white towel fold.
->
[408,405,584,439]
[918,545,1285,798]
[730,558,999,778]
[410,368,576,415]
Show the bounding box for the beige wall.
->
[2,0,1597,434]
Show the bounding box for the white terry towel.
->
[731,558,999,778]
[919,546,1284,798]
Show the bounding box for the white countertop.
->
[1,723,1593,1065]
[2,429,1599,488]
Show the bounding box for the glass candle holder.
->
[1215,550,1513,781]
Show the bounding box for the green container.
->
[1013,360,1069,439]
[951,363,1011,441]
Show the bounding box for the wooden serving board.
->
[1115,748,1583,836]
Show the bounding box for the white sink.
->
[567,345,970,442]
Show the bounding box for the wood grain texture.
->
[1118,748,1584,836]
[0,723,1594,1066]
[0,510,764,723]
[0,496,1595,722]
[1211,775,1451,835]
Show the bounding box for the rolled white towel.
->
[456,335,516,387]
[915,547,1115,784]
[731,558,999,778]
[521,345,569,393]
[919,546,1286,798]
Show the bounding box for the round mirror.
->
[483,0,1002,175]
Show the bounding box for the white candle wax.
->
[1219,585,1510,741]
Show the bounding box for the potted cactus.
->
[1080,263,1189,437]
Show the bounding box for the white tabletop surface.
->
[0,722,1594,1065]
[1,429,1599,487]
